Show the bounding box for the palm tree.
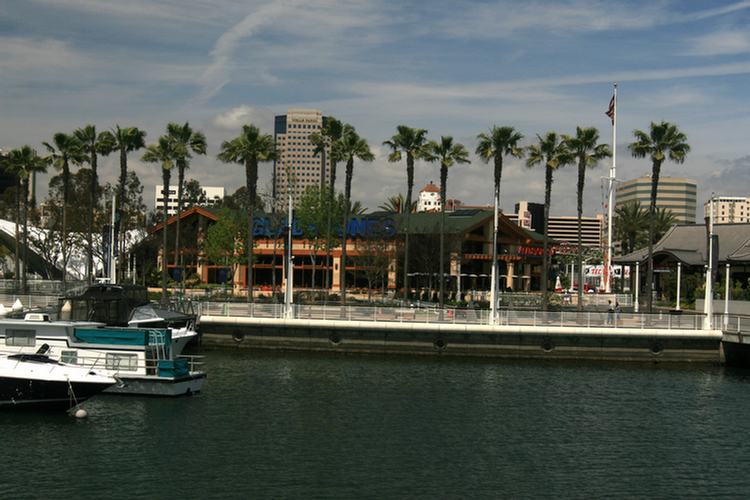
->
[424,136,471,314]
[563,126,611,310]
[654,207,678,243]
[142,136,183,301]
[310,117,353,292]
[217,124,280,303]
[476,125,525,319]
[112,125,146,280]
[166,122,207,277]
[525,132,573,311]
[378,193,416,213]
[3,146,47,293]
[383,125,429,303]
[43,132,88,292]
[333,130,374,305]
[615,200,648,255]
[628,121,690,312]
[74,125,115,284]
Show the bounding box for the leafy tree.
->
[354,231,396,302]
[476,125,525,315]
[563,126,611,309]
[628,121,690,312]
[43,132,88,291]
[424,136,471,313]
[332,129,374,304]
[310,117,353,291]
[183,179,207,206]
[217,124,280,302]
[203,207,247,286]
[383,125,429,303]
[297,184,345,293]
[166,122,207,273]
[3,146,47,292]
[142,135,182,301]
[525,132,573,311]
[74,125,115,284]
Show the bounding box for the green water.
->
[2,351,749,499]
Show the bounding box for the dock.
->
[196,303,740,364]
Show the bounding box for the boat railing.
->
[67,352,206,376]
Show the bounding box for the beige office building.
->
[704,196,750,224]
[273,109,328,209]
[615,175,697,224]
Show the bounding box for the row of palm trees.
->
[2,125,147,293]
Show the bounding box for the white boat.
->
[57,284,199,356]
[0,346,117,411]
[0,315,206,397]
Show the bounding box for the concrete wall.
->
[198,317,723,364]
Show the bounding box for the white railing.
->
[199,302,742,331]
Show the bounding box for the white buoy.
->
[12,299,23,312]
[74,409,88,418]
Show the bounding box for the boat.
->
[0,315,206,397]
[0,344,117,411]
[57,284,199,356]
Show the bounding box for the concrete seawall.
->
[198,316,724,363]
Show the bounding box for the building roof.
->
[421,183,440,193]
[615,223,750,266]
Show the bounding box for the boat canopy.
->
[73,327,171,347]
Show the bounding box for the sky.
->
[3,0,750,221]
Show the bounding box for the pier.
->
[196,303,740,364]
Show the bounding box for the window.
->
[105,353,138,371]
[5,329,35,346]
[61,350,78,364]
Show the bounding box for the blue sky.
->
[3,0,750,220]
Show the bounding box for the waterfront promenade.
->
[196,302,737,364]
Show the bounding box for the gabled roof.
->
[615,223,750,266]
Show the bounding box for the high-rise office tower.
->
[616,175,697,224]
[273,109,328,209]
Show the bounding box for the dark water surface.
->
[3,350,750,499]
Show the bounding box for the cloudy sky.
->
[3,0,750,220]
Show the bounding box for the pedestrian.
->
[606,300,614,325]
[615,301,621,322]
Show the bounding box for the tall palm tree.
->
[217,124,280,303]
[333,130,374,305]
[476,125,525,319]
[310,117,353,292]
[628,121,690,313]
[563,126,611,311]
[4,146,47,293]
[654,207,678,243]
[383,125,429,304]
[615,200,648,255]
[424,136,471,314]
[378,193,416,213]
[43,132,88,292]
[112,125,146,281]
[74,125,115,284]
[525,132,573,311]
[166,122,207,277]
[142,136,183,301]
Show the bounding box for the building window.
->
[61,350,78,364]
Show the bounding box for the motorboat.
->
[0,345,116,411]
[0,315,206,397]
[57,284,199,356]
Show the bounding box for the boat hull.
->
[104,372,207,396]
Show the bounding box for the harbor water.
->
[3,350,750,499]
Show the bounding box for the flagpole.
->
[606,83,617,293]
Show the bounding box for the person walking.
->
[606,300,614,325]
[615,301,621,323]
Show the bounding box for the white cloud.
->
[686,29,750,56]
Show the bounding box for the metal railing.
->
[199,302,745,331]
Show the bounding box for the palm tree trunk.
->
[404,159,414,304]
[175,165,184,288]
[61,163,69,294]
[13,178,20,293]
[340,160,353,307]
[162,170,170,302]
[87,153,97,285]
[21,179,29,295]
[577,162,585,312]
[542,165,552,312]
[439,164,448,319]
[246,159,258,304]
[325,161,337,294]
[648,162,661,314]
